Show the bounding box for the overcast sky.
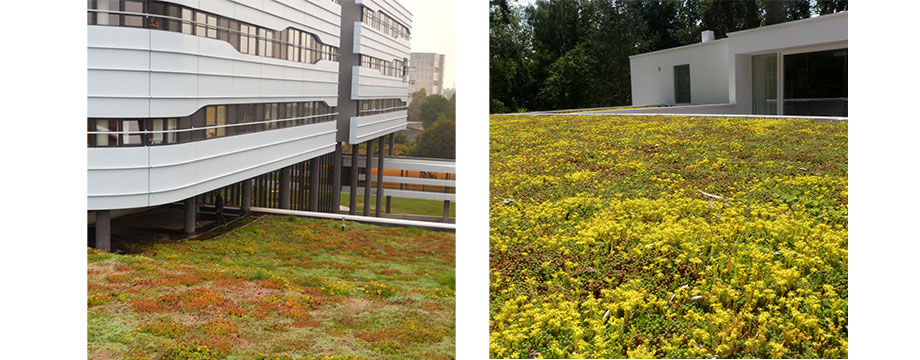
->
[402,0,456,89]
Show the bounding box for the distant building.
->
[443,88,456,99]
[409,52,445,97]
[628,12,847,117]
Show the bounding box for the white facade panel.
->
[87,2,342,118]
[351,66,409,101]
[88,0,344,211]
[354,22,411,62]
[349,110,408,144]
[357,0,413,30]
[89,122,338,210]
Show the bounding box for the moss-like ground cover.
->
[88,216,455,360]
[490,115,847,358]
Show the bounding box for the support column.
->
[443,200,451,222]
[279,166,292,209]
[386,133,394,214]
[95,210,111,252]
[349,143,358,215]
[331,142,343,214]
[184,197,196,235]
[375,136,385,217]
[241,179,252,215]
[309,158,320,211]
[364,141,373,216]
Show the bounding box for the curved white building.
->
[88,0,412,250]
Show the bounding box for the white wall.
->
[88,0,342,118]
[629,12,847,114]
[727,12,848,114]
[348,110,408,144]
[88,122,337,210]
[87,0,344,210]
[629,40,729,106]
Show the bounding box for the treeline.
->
[490,0,848,113]
[393,89,456,159]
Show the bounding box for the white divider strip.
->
[250,207,455,230]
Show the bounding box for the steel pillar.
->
[95,210,111,252]
[364,141,373,216]
[331,142,343,214]
[349,143,358,215]
[280,166,292,209]
[184,197,196,234]
[375,136,385,217]
[443,200,451,222]
[386,133,394,214]
[309,157,320,211]
[241,179,252,215]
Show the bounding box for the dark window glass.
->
[218,18,229,41]
[783,49,848,116]
[228,20,240,50]
[124,0,144,27]
[674,64,691,104]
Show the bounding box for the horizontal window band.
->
[88,1,339,65]
[88,113,338,135]
[88,129,336,171]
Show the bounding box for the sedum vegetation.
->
[88,216,455,360]
[489,115,847,358]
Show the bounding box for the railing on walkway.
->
[343,155,456,202]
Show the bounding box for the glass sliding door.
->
[783,48,848,116]
[752,53,777,115]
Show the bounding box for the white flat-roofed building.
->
[409,52,446,97]
[628,11,847,117]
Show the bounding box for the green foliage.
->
[88,216,456,359]
[412,118,455,159]
[417,94,454,128]
[538,43,598,109]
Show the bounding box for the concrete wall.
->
[629,40,729,107]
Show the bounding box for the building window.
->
[121,120,144,145]
[674,64,691,104]
[88,1,339,64]
[783,48,848,116]
[752,53,778,115]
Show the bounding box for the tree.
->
[412,117,455,159]
[490,0,535,113]
[814,0,847,15]
[538,43,599,109]
[408,88,427,122]
[700,0,760,38]
[418,94,453,128]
